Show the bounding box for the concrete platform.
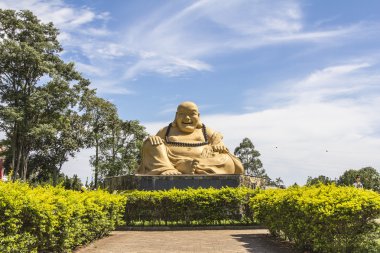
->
[104,174,263,191]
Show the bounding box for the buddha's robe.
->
[137,125,244,175]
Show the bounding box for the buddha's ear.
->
[172,112,178,127]
[196,113,202,128]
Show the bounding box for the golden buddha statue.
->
[137,101,244,175]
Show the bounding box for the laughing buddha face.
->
[175,102,201,133]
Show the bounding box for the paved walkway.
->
[75,229,297,253]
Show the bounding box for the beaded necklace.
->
[165,123,209,147]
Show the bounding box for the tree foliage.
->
[0,9,90,181]
[233,137,284,187]
[337,167,380,191]
[234,137,265,177]
[63,174,83,191]
[306,175,335,186]
[97,119,147,178]
[82,95,148,187]
[267,177,286,188]
[0,9,147,186]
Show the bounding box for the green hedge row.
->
[0,181,126,253]
[251,184,380,253]
[124,187,257,225]
[3,182,379,252]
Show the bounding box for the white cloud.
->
[120,0,364,80]
[75,62,107,76]
[143,104,380,186]
[123,56,212,80]
[194,0,303,35]
[299,63,371,87]
[247,61,380,108]
[0,0,101,29]
[2,0,374,90]
[291,63,380,105]
[90,79,133,95]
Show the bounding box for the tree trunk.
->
[53,161,64,186]
[52,165,58,186]
[11,122,17,181]
[15,140,22,180]
[94,137,99,188]
[22,152,28,181]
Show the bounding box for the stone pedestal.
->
[104,174,263,191]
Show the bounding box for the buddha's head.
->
[174,101,202,133]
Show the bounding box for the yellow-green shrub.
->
[124,187,257,225]
[0,181,126,253]
[251,184,380,252]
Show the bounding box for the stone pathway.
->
[75,229,298,253]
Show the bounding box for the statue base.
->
[104,174,264,191]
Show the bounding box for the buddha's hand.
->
[212,145,229,153]
[161,169,182,175]
[148,136,164,145]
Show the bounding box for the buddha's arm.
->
[206,128,229,153]
[147,127,167,145]
[142,126,182,175]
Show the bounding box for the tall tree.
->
[81,95,118,188]
[0,9,90,180]
[337,167,380,191]
[82,93,148,187]
[234,137,265,177]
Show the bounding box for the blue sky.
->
[2,0,380,185]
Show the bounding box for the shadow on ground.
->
[231,233,299,253]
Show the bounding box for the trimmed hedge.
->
[3,182,379,252]
[251,184,380,253]
[124,187,257,225]
[0,181,126,253]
